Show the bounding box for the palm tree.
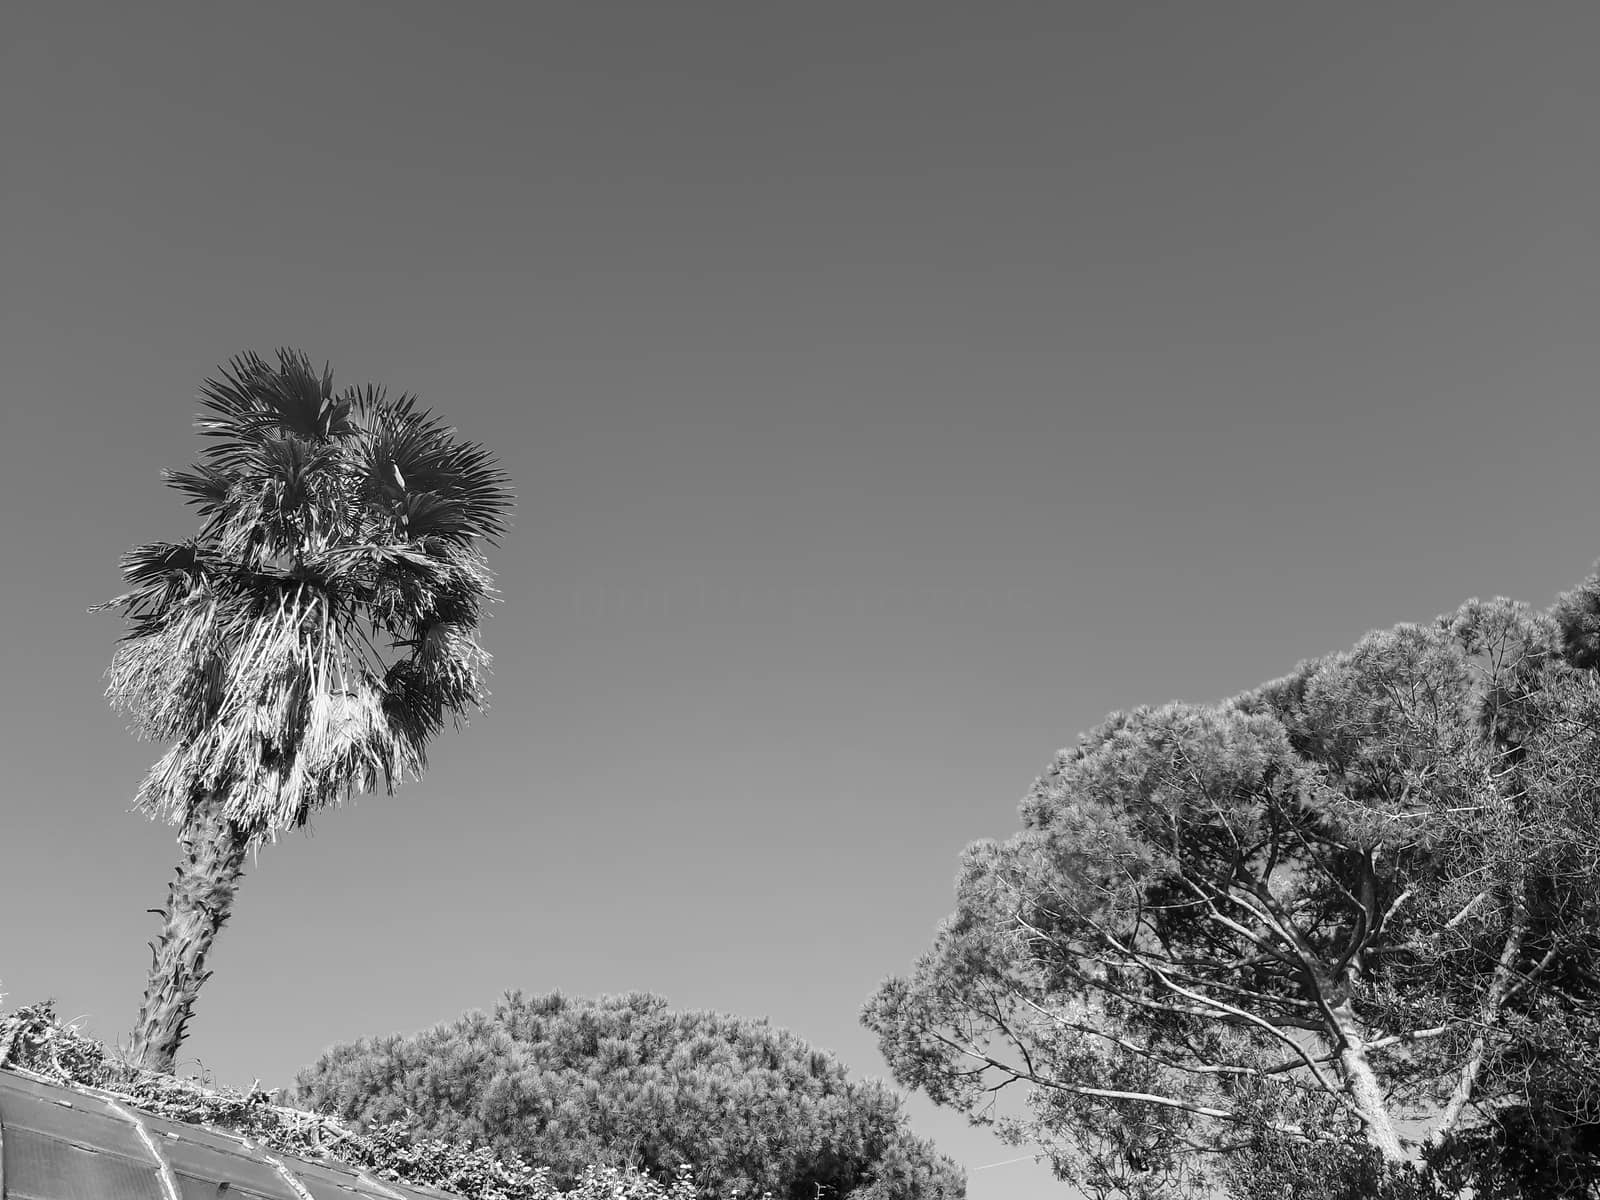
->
[99,350,513,1073]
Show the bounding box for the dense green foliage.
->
[865,579,1600,1198]
[100,351,511,1071]
[296,990,965,1200]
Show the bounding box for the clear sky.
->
[1,5,1596,1198]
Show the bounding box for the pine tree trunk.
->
[128,803,251,1074]
[1329,998,1406,1163]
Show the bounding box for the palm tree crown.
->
[101,349,513,838]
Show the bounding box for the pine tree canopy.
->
[296,990,966,1200]
[864,584,1600,1199]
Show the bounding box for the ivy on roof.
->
[0,1001,712,1200]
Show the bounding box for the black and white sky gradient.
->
[3,5,1598,1197]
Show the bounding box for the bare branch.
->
[1086,921,1355,1113]
[924,1027,1308,1137]
[1443,889,1495,932]
[1431,897,1529,1142]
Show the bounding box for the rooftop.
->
[0,1066,461,1200]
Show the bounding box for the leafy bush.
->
[296,990,965,1200]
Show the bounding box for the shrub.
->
[297,990,965,1200]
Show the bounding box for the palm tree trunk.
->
[128,802,251,1074]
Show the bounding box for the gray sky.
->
[2,4,1597,1197]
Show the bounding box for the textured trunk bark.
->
[1329,999,1406,1163]
[128,803,251,1074]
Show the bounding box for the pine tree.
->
[297,990,965,1200]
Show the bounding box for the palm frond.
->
[105,592,227,742]
[371,543,496,638]
[211,435,352,563]
[195,351,354,473]
[343,383,389,418]
[354,403,512,544]
[94,540,211,634]
[122,540,203,587]
[161,465,233,516]
[104,351,511,838]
